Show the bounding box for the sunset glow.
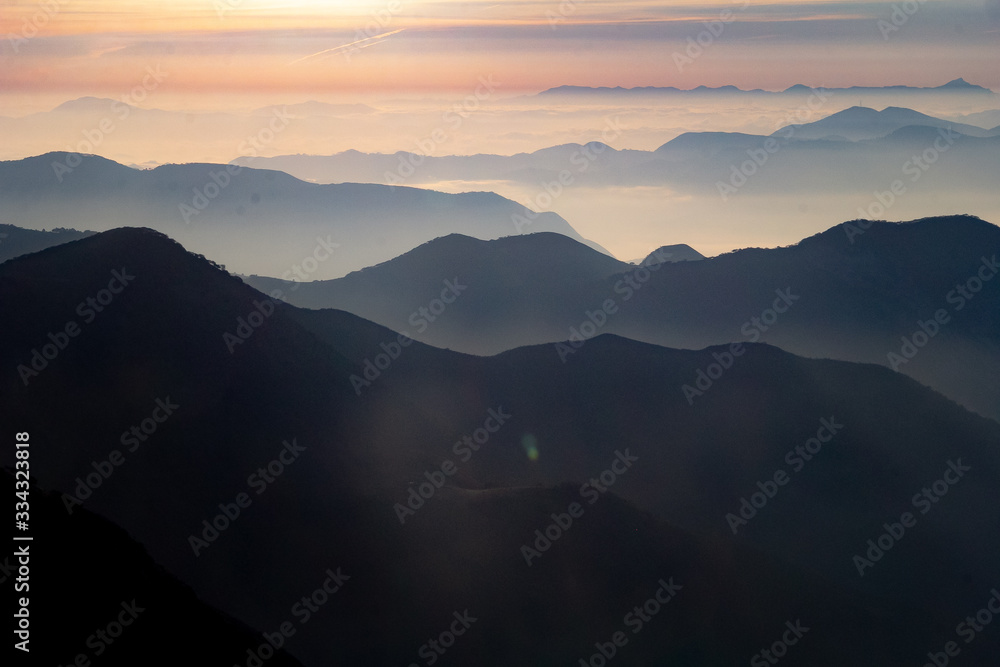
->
[2,0,998,100]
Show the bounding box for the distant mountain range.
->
[243,215,1000,422]
[45,97,377,118]
[228,106,1000,198]
[772,105,997,141]
[0,152,603,278]
[2,227,999,665]
[537,78,996,97]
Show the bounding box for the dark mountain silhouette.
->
[244,231,633,352]
[0,152,602,279]
[245,215,1000,421]
[640,244,705,265]
[0,223,95,264]
[2,228,1000,665]
[1,470,305,666]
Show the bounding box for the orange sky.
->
[1,0,998,101]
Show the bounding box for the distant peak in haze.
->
[783,79,994,94]
[537,80,995,96]
[940,77,977,89]
[771,104,994,140]
[51,97,131,113]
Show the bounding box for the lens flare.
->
[521,434,539,461]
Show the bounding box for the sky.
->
[1,0,999,107]
[1,1,998,261]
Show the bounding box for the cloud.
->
[288,28,407,65]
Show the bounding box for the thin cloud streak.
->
[287,28,407,66]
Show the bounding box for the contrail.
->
[288,28,406,65]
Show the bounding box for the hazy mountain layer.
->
[244,216,1000,422]
[0,152,601,279]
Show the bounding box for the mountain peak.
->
[51,97,128,113]
[641,244,705,265]
[941,77,973,88]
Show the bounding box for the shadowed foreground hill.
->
[2,228,999,665]
[1,470,305,667]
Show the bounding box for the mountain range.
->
[227,106,1000,197]
[0,152,600,278]
[3,227,999,665]
[537,78,997,97]
[242,215,1000,422]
